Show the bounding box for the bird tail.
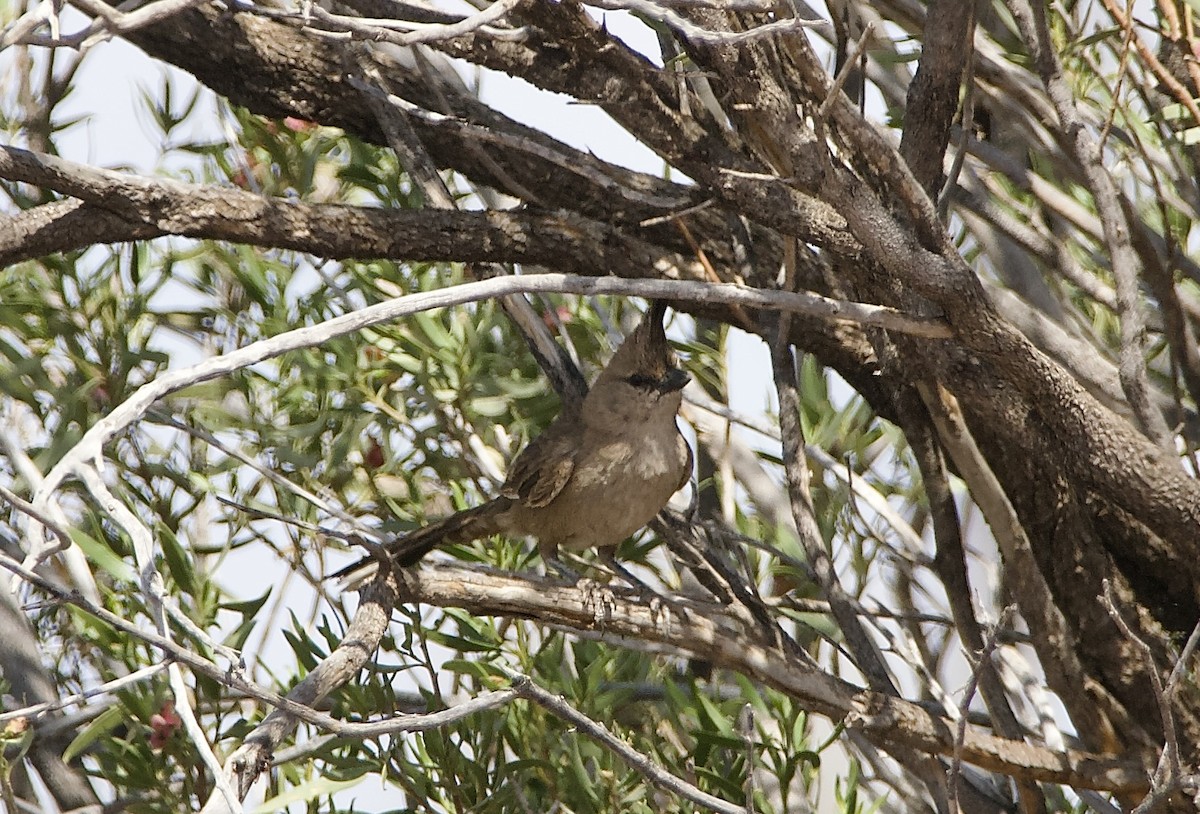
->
[332,498,512,586]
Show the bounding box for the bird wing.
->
[500,423,579,508]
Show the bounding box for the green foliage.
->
[0,46,910,814]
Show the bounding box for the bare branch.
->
[582,0,830,44]
[306,0,525,46]
[0,662,171,724]
[4,0,209,48]
[917,380,1130,750]
[770,293,897,695]
[396,563,1149,794]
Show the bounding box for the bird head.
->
[583,302,689,429]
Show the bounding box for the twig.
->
[583,0,829,45]
[606,0,777,8]
[152,412,373,537]
[937,36,976,220]
[0,662,170,723]
[819,21,875,117]
[1101,580,1200,813]
[1098,0,1200,142]
[949,606,1015,814]
[0,483,73,553]
[639,198,717,227]
[4,0,208,48]
[70,466,244,813]
[683,392,929,558]
[0,415,101,602]
[354,66,589,407]
[738,703,757,814]
[510,673,749,814]
[0,553,520,804]
[306,0,524,46]
[916,380,1112,743]
[770,306,897,695]
[354,89,688,210]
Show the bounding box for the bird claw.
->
[577,578,617,624]
[597,550,691,625]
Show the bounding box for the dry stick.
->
[3,0,208,47]
[817,20,876,118]
[1158,0,1200,102]
[904,414,1044,814]
[0,662,170,724]
[1101,580,1200,813]
[300,9,523,41]
[738,703,756,814]
[916,379,1120,753]
[1099,0,1200,139]
[770,311,897,696]
[0,483,73,553]
[1094,1,1135,154]
[364,91,688,209]
[152,412,372,537]
[684,392,928,557]
[608,0,778,8]
[511,674,748,814]
[1004,0,1172,449]
[0,423,101,603]
[582,0,830,44]
[936,35,975,221]
[0,556,514,780]
[309,0,524,46]
[69,466,243,813]
[2,548,513,810]
[949,606,1015,814]
[402,563,1147,793]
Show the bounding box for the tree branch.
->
[395,563,1149,794]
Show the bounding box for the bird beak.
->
[662,368,690,393]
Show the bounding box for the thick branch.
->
[396,564,1149,794]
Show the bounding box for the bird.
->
[334,301,693,585]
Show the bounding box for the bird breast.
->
[509,424,688,552]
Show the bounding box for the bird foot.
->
[597,550,691,624]
[576,577,617,625]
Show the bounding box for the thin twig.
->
[0,662,171,723]
[949,606,1015,814]
[308,0,524,46]
[0,553,514,738]
[819,21,875,117]
[1005,0,1172,448]
[510,673,749,814]
[4,0,208,48]
[70,466,244,812]
[1101,580,1198,813]
[583,0,830,45]
[770,300,897,695]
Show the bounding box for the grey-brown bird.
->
[335,301,693,584]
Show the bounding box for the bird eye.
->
[627,373,658,389]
